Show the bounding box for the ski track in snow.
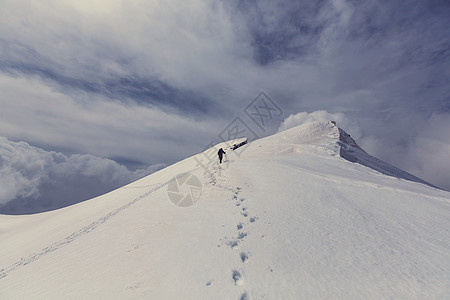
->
[0,178,174,280]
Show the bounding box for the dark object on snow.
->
[218,148,226,164]
[232,140,247,150]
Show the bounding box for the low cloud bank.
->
[0,136,164,214]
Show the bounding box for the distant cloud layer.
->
[0,136,164,214]
[1,0,449,210]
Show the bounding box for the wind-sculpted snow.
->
[0,121,449,299]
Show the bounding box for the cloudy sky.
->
[1,0,449,213]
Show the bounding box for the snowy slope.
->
[1,121,449,299]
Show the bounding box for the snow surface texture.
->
[0,121,449,299]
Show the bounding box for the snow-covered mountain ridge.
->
[1,121,449,299]
[238,120,433,187]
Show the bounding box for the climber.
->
[218,148,226,164]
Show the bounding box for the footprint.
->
[249,216,258,223]
[241,207,247,212]
[236,202,241,207]
[237,232,247,240]
[237,223,243,230]
[228,240,239,249]
[232,270,244,286]
[206,280,213,286]
[240,252,249,263]
[240,292,249,300]
[241,212,248,217]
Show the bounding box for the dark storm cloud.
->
[226,0,328,64]
[227,0,450,68]
[1,53,217,115]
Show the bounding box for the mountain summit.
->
[1,121,449,299]
[277,121,435,187]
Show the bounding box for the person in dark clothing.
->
[218,148,226,164]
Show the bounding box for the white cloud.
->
[0,136,164,213]
[0,137,49,203]
[278,110,362,140]
[0,0,251,95]
[0,74,218,165]
[391,113,450,190]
